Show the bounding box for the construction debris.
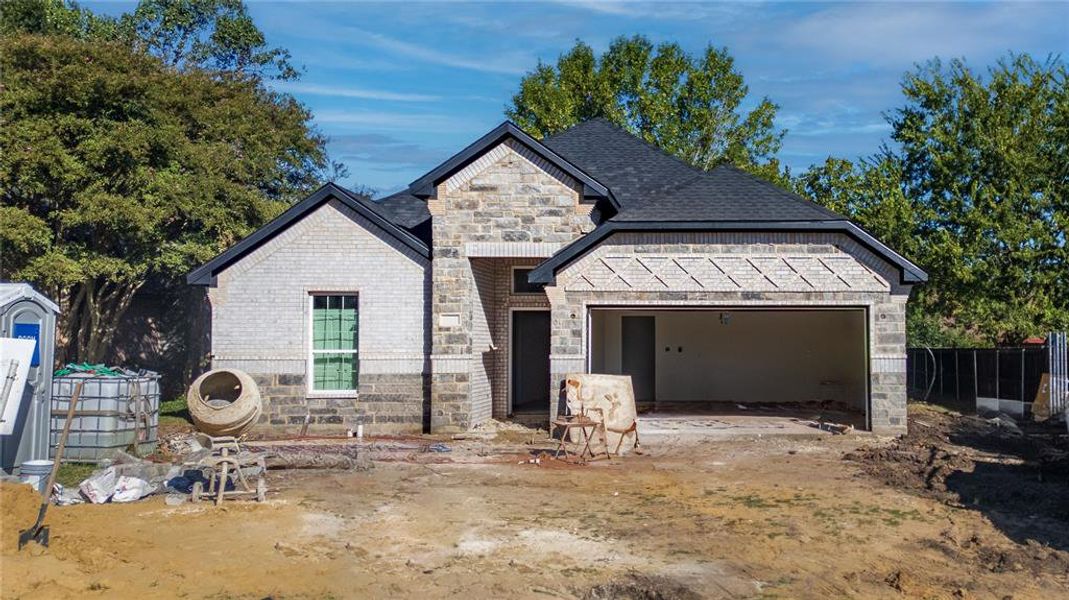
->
[986,412,1023,435]
[79,467,117,503]
[797,419,854,435]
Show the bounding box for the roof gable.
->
[187,183,429,286]
[407,121,615,207]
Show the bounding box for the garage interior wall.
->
[590,309,868,410]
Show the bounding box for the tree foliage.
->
[0,33,327,361]
[123,0,298,79]
[799,54,1068,345]
[0,0,115,39]
[1,0,296,80]
[507,36,786,182]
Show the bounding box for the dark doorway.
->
[511,310,550,414]
[622,316,656,403]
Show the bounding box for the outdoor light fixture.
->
[720,312,731,325]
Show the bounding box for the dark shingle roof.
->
[612,164,842,222]
[543,118,844,222]
[542,118,700,206]
[374,191,432,244]
[373,192,430,229]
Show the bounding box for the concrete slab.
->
[638,414,840,438]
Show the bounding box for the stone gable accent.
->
[561,232,891,294]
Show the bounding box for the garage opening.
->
[589,308,869,429]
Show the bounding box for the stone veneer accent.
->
[251,373,426,436]
[547,231,912,434]
[428,140,595,432]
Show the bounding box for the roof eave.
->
[529,220,927,286]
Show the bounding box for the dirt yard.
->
[3,405,1069,599]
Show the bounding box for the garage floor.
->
[637,401,867,438]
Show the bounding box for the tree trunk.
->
[56,278,145,366]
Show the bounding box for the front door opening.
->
[511,310,550,414]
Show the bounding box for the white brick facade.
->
[207,199,429,433]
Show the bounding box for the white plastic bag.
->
[111,475,155,503]
[79,466,117,504]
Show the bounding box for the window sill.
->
[306,391,359,399]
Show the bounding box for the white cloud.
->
[780,2,1069,67]
[313,109,489,133]
[272,81,439,102]
[547,0,750,21]
[345,28,532,75]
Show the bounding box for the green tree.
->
[0,34,328,362]
[507,36,786,182]
[123,0,297,79]
[0,0,115,39]
[799,54,1068,345]
[1,0,296,80]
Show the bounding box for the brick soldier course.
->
[190,119,925,436]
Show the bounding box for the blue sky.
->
[88,1,1068,196]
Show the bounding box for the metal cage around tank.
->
[50,372,160,463]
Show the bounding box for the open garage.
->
[589,308,870,428]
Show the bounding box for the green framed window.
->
[310,294,358,392]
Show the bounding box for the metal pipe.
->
[923,347,937,401]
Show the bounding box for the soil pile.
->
[1,482,44,552]
[846,404,1069,575]
[583,573,701,600]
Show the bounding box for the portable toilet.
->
[0,283,59,475]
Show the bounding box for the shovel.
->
[19,380,85,550]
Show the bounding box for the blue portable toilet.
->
[0,283,59,475]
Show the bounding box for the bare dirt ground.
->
[3,405,1069,599]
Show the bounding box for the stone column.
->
[428,190,473,433]
[869,293,910,434]
[546,285,586,422]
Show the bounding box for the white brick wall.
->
[208,199,429,380]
